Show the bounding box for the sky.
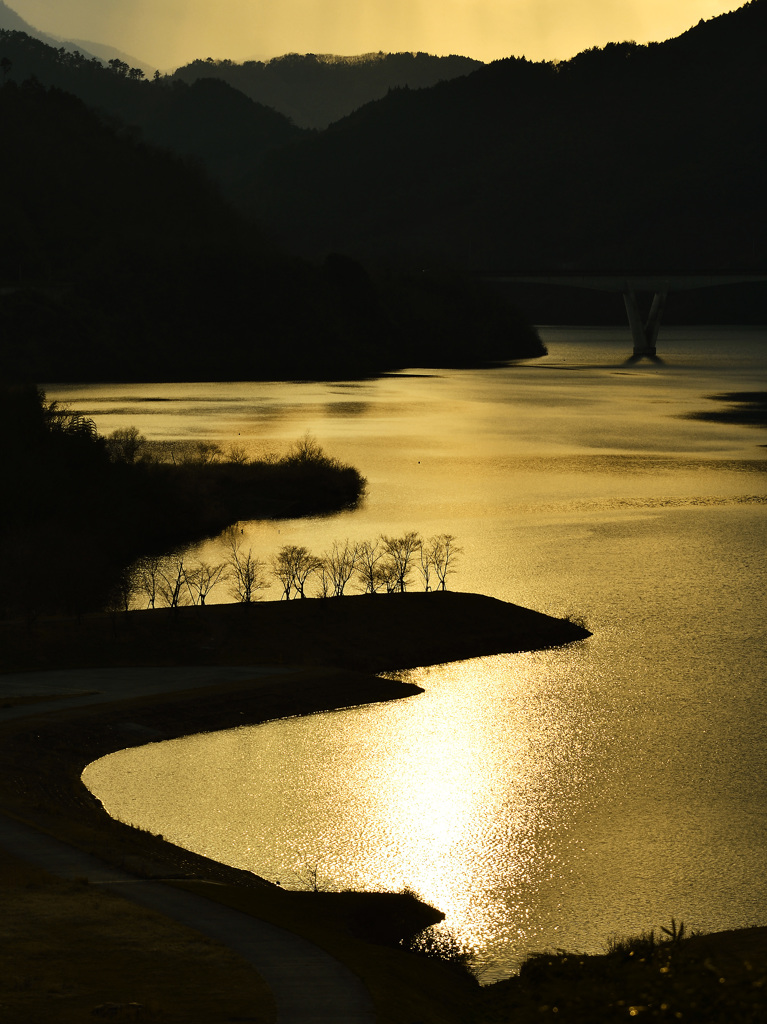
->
[9,0,741,70]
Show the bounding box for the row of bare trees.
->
[121,530,460,610]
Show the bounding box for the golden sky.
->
[11,0,741,69]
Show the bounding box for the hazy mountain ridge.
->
[0,0,149,71]
[0,28,307,189]
[0,0,95,57]
[66,38,154,76]
[170,51,483,129]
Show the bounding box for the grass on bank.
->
[480,920,767,1023]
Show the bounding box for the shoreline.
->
[0,592,590,884]
[2,593,766,1019]
[0,591,590,1020]
[0,666,425,868]
[0,589,591,674]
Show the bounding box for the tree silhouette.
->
[226,535,267,603]
[320,539,358,597]
[355,538,386,594]
[429,534,462,591]
[272,544,319,599]
[381,532,422,593]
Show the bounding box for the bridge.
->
[486,274,767,359]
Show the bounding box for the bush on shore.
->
[0,385,365,618]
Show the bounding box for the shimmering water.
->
[72,327,767,980]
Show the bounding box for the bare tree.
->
[294,548,321,599]
[158,555,190,608]
[272,545,319,599]
[106,426,146,464]
[107,569,134,613]
[132,554,165,609]
[187,560,229,606]
[284,432,328,465]
[195,441,223,464]
[227,538,267,603]
[355,538,385,594]
[418,542,435,592]
[288,858,335,892]
[381,532,422,593]
[178,441,223,465]
[314,560,333,598]
[272,545,297,600]
[226,443,250,465]
[430,534,462,591]
[323,539,358,597]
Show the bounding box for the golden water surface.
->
[74,327,767,979]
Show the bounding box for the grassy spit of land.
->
[1,593,765,1022]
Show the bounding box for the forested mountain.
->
[0,1,151,73]
[171,51,483,129]
[1,1,764,359]
[0,78,542,382]
[63,38,153,77]
[238,1,766,321]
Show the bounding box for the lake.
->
[68,326,767,981]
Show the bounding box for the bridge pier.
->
[485,273,767,358]
[622,287,667,358]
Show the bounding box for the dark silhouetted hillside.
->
[5,3,761,335]
[242,1,766,320]
[171,51,483,129]
[0,78,542,382]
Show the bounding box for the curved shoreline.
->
[0,590,591,675]
[0,592,589,1019]
[0,592,586,874]
[2,595,766,1019]
[0,593,590,883]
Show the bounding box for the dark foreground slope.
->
[2,597,764,1023]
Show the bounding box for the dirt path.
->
[0,812,375,1023]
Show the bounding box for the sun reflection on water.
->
[84,646,613,978]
